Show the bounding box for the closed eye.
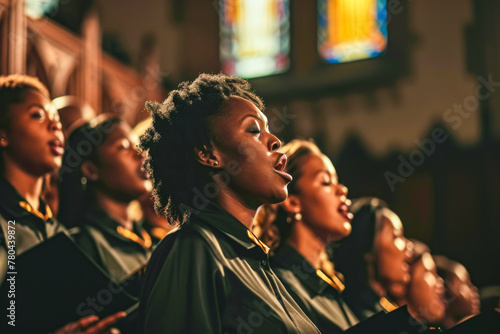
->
[248,127,261,135]
[319,171,335,186]
[30,109,45,119]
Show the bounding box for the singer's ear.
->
[282,195,301,216]
[194,143,222,168]
[81,161,99,181]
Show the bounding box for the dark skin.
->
[0,89,63,210]
[441,264,480,328]
[283,152,352,269]
[407,253,446,324]
[81,122,151,230]
[196,96,291,229]
[0,89,125,333]
[373,210,412,300]
[54,312,126,334]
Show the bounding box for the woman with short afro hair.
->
[139,73,266,225]
[138,73,320,333]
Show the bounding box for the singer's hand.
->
[54,311,126,334]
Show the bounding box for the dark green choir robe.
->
[139,202,321,334]
[0,178,67,255]
[272,243,359,333]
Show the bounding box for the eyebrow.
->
[28,104,56,119]
[241,114,269,129]
[28,104,46,110]
[313,169,338,180]
[29,104,61,120]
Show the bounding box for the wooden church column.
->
[2,0,26,74]
[80,8,102,113]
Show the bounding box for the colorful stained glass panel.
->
[318,0,388,63]
[220,0,290,78]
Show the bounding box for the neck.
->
[367,263,387,298]
[95,192,134,230]
[392,295,408,307]
[287,220,325,269]
[440,314,458,329]
[215,186,256,230]
[369,278,387,299]
[139,194,171,229]
[144,210,171,229]
[3,162,44,211]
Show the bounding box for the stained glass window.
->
[25,0,59,19]
[219,0,290,79]
[318,0,388,63]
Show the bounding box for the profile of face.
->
[374,209,411,298]
[445,264,480,320]
[288,152,352,244]
[206,96,291,207]
[1,89,64,176]
[82,122,151,202]
[407,253,446,324]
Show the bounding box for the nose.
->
[268,132,281,152]
[137,149,147,161]
[437,276,445,290]
[404,239,414,260]
[336,183,348,196]
[49,119,63,132]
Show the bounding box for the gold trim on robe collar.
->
[316,269,346,293]
[19,201,53,220]
[247,230,270,255]
[116,225,152,249]
[379,296,398,312]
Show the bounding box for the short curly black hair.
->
[138,73,264,225]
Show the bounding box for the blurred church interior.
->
[1,0,499,288]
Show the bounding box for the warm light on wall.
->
[24,0,59,19]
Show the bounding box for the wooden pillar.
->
[1,0,26,74]
[0,0,8,74]
[80,8,101,113]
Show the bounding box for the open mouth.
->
[49,139,64,156]
[138,167,149,180]
[274,154,292,182]
[437,285,446,303]
[338,201,354,220]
